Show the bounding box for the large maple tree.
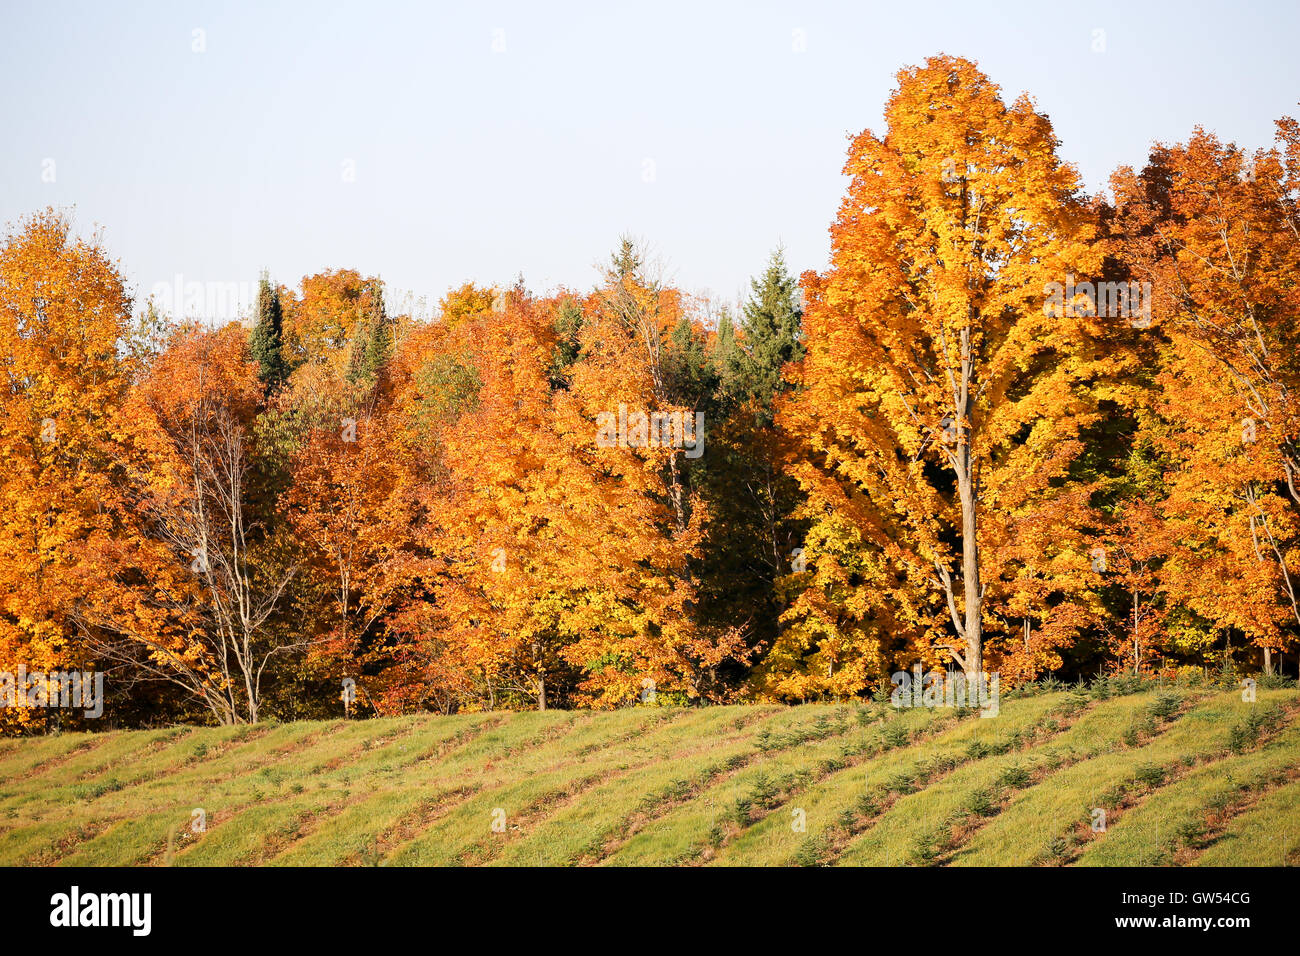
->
[773,56,1111,696]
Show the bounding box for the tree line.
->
[3,54,1299,730]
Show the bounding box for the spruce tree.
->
[547,297,584,389]
[348,280,392,388]
[713,305,743,398]
[609,236,643,283]
[690,252,809,678]
[734,247,803,418]
[249,271,287,387]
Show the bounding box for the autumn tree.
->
[582,240,706,535]
[80,325,301,724]
[438,281,497,329]
[282,269,385,372]
[1112,121,1300,676]
[0,211,132,729]
[282,385,404,675]
[771,56,1110,697]
[369,275,747,711]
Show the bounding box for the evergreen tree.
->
[250,271,287,387]
[686,252,810,685]
[724,248,804,421]
[609,236,644,283]
[348,281,392,387]
[360,307,392,382]
[547,297,584,389]
[713,306,743,398]
[663,314,717,408]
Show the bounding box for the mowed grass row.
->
[599,703,945,866]
[1,714,503,864]
[718,689,1092,867]
[81,710,629,867]
[0,688,1296,866]
[1068,705,1300,867]
[949,688,1298,866]
[1196,776,1300,866]
[833,689,1189,866]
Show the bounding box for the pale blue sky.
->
[3,0,1297,319]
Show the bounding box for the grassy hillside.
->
[1,685,1297,866]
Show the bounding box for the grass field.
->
[0,684,1297,866]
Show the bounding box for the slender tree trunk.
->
[666,452,687,535]
[1133,583,1140,674]
[956,325,982,681]
[957,465,982,680]
[532,641,546,711]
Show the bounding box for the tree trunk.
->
[1133,584,1140,674]
[666,452,687,535]
[955,324,982,681]
[532,641,546,711]
[957,466,982,679]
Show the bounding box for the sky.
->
[2,0,1298,320]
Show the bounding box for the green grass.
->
[1195,777,1300,866]
[1075,711,1300,866]
[0,688,1295,866]
[834,691,1114,866]
[950,688,1297,866]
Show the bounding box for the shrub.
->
[1174,819,1207,847]
[921,752,959,776]
[1090,673,1149,699]
[747,772,779,810]
[855,792,882,818]
[794,835,828,867]
[1148,691,1182,721]
[966,788,1000,817]
[706,822,725,848]
[1228,704,1284,754]
[998,765,1032,789]
[1257,672,1298,690]
[1045,836,1069,862]
[880,725,909,749]
[909,830,943,865]
[886,771,918,795]
[1134,763,1168,789]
